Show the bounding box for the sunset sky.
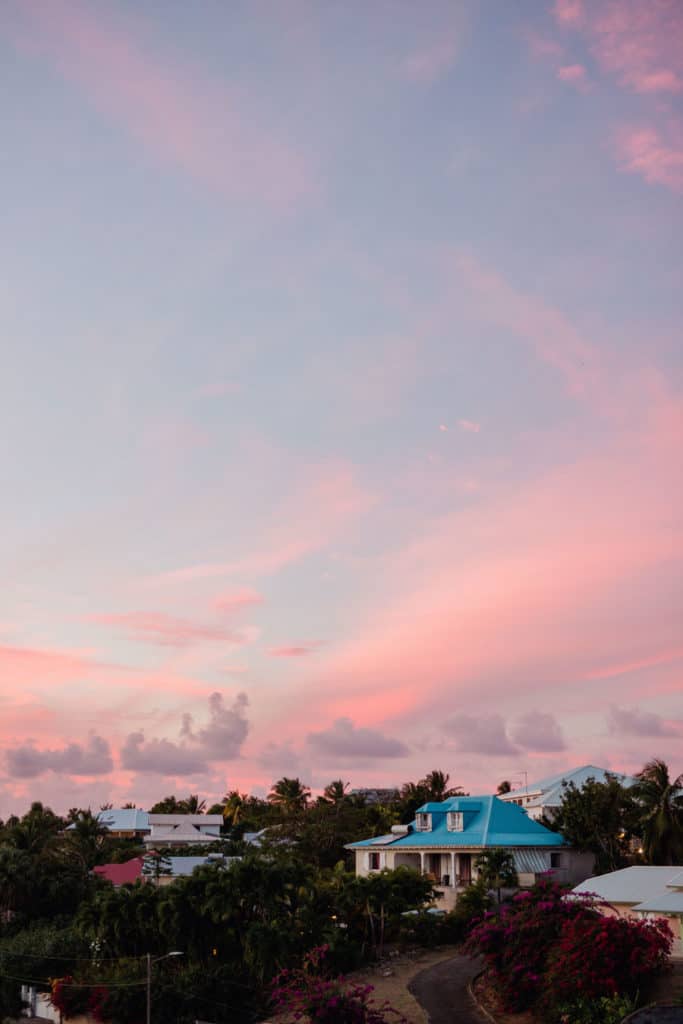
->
[1,0,682,816]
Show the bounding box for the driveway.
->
[408,954,490,1024]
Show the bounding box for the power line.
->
[0,970,147,988]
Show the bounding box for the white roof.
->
[148,814,222,826]
[634,892,683,915]
[573,866,683,905]
[505,765,637,806]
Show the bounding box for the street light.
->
[146,951,184,1024]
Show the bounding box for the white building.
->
[497,765,637,821]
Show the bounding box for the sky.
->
[1,0,682,817]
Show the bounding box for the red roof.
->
[93,856,145,886]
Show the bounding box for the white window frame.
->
[368,851,381,871]
[447,811,464,832]
[415,813,432,832]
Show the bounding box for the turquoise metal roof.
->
[348,795,566,849]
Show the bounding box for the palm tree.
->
[421,770,464,802]
[64,808,110,870]
[475,849,518,903]
[632,758,683,865]
[267,777,310,815]
[221,791,247,827]
[180,794,206,814]
[321,780,349,805]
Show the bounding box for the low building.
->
[350,788,400,805]
[497,765,637,821]
[90,808,151,839]
[143,813,223,847]
[93,853,235,887]
[572,866,683,956]
[347,794,593,908]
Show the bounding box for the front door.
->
[458,853,472,884]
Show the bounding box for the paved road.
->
[408,954,490,1024]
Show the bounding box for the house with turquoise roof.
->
[347,795,594,908]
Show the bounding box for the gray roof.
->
[96,809,150,831]
[167,856,238,877]
[573,866,683,905]
[505,765,637,806]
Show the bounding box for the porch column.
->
[450,852,456,887]
[419,851,425,875]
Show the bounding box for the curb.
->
[620,1005,683,1023]
[466,970,499,1024]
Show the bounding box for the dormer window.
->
[415,812,432,831]
[447,811,464,832]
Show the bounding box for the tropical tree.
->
[220,791,247,828]
[475,849,518,903]
[548,775,637,874]
[180,795,207,814]
[267,777,310,816]
[497,780,512,795]
[420,770,464,802]
[64,808,110,870]
[149,795,184,814]
[321,780,349,805]
[632,758,683,865]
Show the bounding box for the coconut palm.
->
[267,777,310,815]
[421,770,464,802]
[221,790,247,827]
[632,758,683,865]
[321,780,349,805]
[180,794,206,814]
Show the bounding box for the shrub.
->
[545,912,672,1005]
[465,878,672,1018]
[271,945,408,1024]
[555,992,637,1024]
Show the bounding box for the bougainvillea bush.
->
[545,911,672,1006]
[271,945,407,1024]
[464,878,672,1019]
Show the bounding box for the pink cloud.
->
[524,30,564,60]
[555,0,683,95]
[458,418,481,433]
[557,63,590,90]
[213,588,264,614]
[88,611,246,648]
[267,645,319,658]
[614,125,683,192]
[266,260,683,737]
[554,0,584,25]
[0,643,95,686]
[4,0,315,207]
[452,251,602,400]
[400,38,459,84]
[153,462,374,583]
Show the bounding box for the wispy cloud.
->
[4,0,316,207]
[88,612,246,648]
[267,645,319,658]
